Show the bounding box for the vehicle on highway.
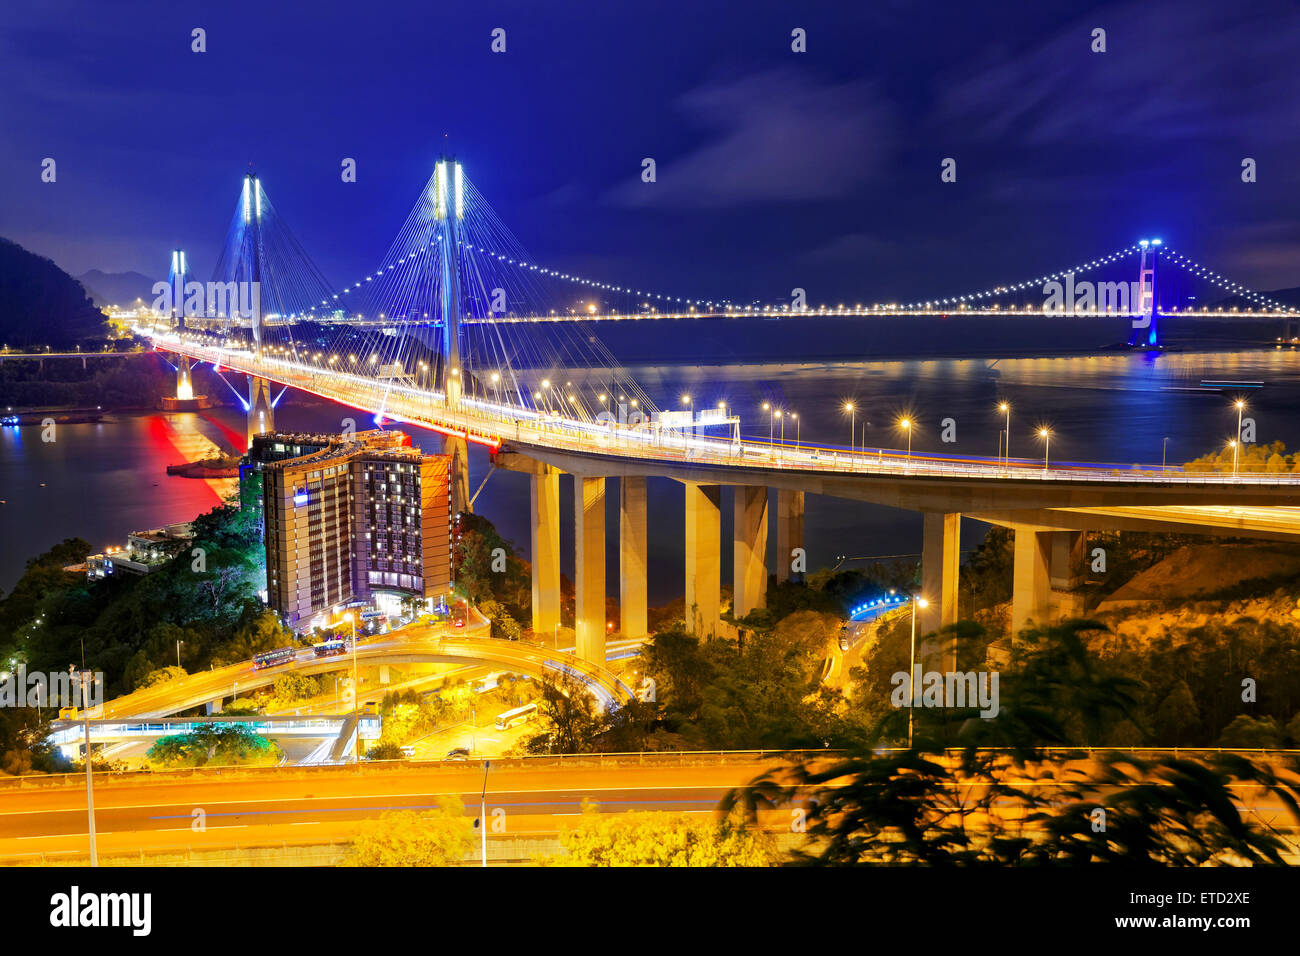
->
[495,702,538,730]
[838,626,851,652]
[253,646,296,669]
[445,747,470,761]
[452,615,466,629]
[399,745,415,758]
[313,637,349,658]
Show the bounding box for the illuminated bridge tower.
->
[243,172,274,446]
[433,158,470,515]
[1127,238,1161,348]
[169,249,194,401]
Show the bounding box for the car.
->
[399,745,415,758]
[452,616,466,629]
[445,747,470,761]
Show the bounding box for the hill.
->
[0,237,108,348]
[77,268,159,308]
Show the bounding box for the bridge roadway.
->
[2,751,1296,864]
[93,625,635,722]
[145,328,1300,662]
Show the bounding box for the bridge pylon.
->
[176,355,193,402]
[242,173,265,358]
[168,248,188,331]
[1127,238,1161,348]
[433,158,464,406]
[247,375,273,447]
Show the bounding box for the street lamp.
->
[908,596,929,749]
[1233,399,1246,475]
[898,417,913,461]
[1162,436,1170,471]
[80,670,98,867]
[1038,427,1052,473]
[792,412,799,446]
[1228,439,1238,476]
[998,402,1010,465]
[844,402,856,453]
[345,612,358,761]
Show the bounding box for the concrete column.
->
[684,483,722,638]
[574,476,607,666]
[247,375,274,448]
[920,513,961,658]
[1049,530,1086,590]
[529,471,561,638]
[1049,530,1087,620]
[732,486,768,619]
[444,433,471,516]
[176,355,193,401]
[1012,526,1052,635]
[619,476,648,641]
[775,488,805,583]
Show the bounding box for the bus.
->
[313,638,349,658]
[495,703,538,731]
[253,646,296,670]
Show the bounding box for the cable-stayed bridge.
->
[134,161,1300,668]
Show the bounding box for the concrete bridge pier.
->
[176,355,193,401]
[685,482,722,638]
[574,476,607,665]
[1012,527,1089,634]
[776,489,805,584]
[732,485,769,619]
[921,512,961,667]
[247,375,274,448]
[444,433,471,516]
[529,469,561,639]
[620,476,649,641]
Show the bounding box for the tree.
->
[544,805,778,866]
[345,798,472,866]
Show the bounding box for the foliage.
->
[364,742,406,761]
[0,497,286,699]
[639,613,857,751]
[451,514,531,621]
[145,723,280,768]
[345,798,472,866]
[270,672,322,707]
[544,805,778,866]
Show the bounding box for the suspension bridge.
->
[130,160,1300,670]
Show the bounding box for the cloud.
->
[933,0,1300,148]
[607,68,896,209]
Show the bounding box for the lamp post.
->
[1162,437,1170,471]
[762,402,772,443]
[844,402,855,453]
[176,639,183,670]
[1038,427,1052,473]
[1234,399,1246,475]
[899,418,913,463]
[478,761,490,867]
[908,596,928,749]
[80,670,98,867]
[345,612,358,761]
[1229,439,1239,476]
[792,412,799,446]
[998,402,1010,466]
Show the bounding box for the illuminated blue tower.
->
[1127,238,1161,348]
[434,158,465,405]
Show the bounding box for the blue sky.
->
[4,0,1300,305]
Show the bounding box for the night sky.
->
[5,0,1300,306]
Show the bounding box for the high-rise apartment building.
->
[251,430,451,628]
